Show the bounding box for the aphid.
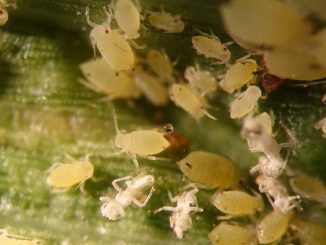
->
[86,7,135,70]
[184,65,218,95]
[100,173,155,220]
[219,58,257,94]
[177,151,244,189]
[259,70,284,93]
[289,174,326,204]
[0,6,8,26]
[169,84,216,120]
[133,66,169,106]
[154,186,203,239]
[192,32,231,64]
[112,0,140,39]
[291,218,326,245]
[147,10,184,33]
[256,210,290,244]
[255,112,272,136]
[314,116,326,138]
[0,230,42,245]
[46,155,94,191]
[112,107,170,167]
[208,222,257,245]
[220,0,312,50]
[230,85,261,119]
[79,58,141,100]
[211,190,264,217]
[255,174,300,213]
[164,131,189,153]
[146,49,175,84]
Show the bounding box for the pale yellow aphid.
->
[177,151,244,189]
[256,210,290,244]
[79,58,141,100]
[192,33,231,64]
[112,107,170,167]
[211,190,264,217]
[289,174,326,204]
[208,222,257,245]
[255,112,272,136]
[133,66,169,106]
[46,155,94,190]
[147,10,184,33]
[86,8,135,71]
[169,84,216,120]
[0,230,42,245]
[291,218,326,245]
[220,0,312,50]
[219,59,257,94]
[146,49,175,84]
[113,0,140,39]
[184,65,218,95]
[0,6,8,26]
[230,85,261,119]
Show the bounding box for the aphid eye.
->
[185,162,192,169]
[0,10,3,15]
[163,123,174,134]
[105,29,109,34]
[115,71,120,77]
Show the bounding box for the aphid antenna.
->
[85,7,97,28]
[102,6,113,27]
[204,110,218,120]
[181,183,198,191]
[111,103,121,135]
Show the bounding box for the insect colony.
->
[2,0,326,243]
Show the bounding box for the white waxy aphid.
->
[146,49,175,84]
[211,190,264,217]
[219,59,257,94]
[79,58,141,100]
[314,116,326,138]
[100,173,155,220]
[147,11,184,33]
[289,174,326,204]
[112,107,170,167]
[291,218,326,245]
[256,210,290,244]
[113,0,140,39]
[255,174,300,213]
[46,155,94,191]
[255,112,272,136]
[230,85,261,119]
[0,230,42,245]
[133,66,169,106]
[177,151,244,189]
[0,6,8,26]
[192,33,231,64]
[184,65,218,95]
[86,8,135,71]
[154,186,203,239]
[208,222,257,245]
[220,0,312,50]
[169,84,216,120]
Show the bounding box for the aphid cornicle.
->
[177,151,244,189]
[256,210,290,244]
[147,10,184,33]
[79,58,141,100]
[0,230,42,245]
[86,7,135,71]
[100,173,155,220]
[208,222,257,245]
[291,218,326,245]
[211,190,264,217]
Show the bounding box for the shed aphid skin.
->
[0,230,42,245]
[146,49,175,84]
[133,66,169,106]
[100,173,155,220]
[169,84,217,120]
[177,151,244,189]
[147,10,184,33]
[112,106,170,167]
[192,30,231,64]
[314,116,326,138]
[184,65,218,96]
[85,7,135,71]
[208,222,257,245]
[219,58,257,94]
[290,218,326,245]
[154,186,203,239]
[79,58,141,100]
[256,210,291,244]
[211,190,264,218]
[111,0,140,39]
[255,174,300,213]
[254,112,272,136]
[46,155,94,192]
[220,0,312,50]
[230,85,261,119]
[289,174,326,204]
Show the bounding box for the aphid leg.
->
[112,176,133,192]
[132,154,140,167]
[236,54,251,63]
[249,163,261,175]
[144,155,171,162]
[85,7,97,27]
[168,191,179,203]
[204,110,218,120]
[217,214,234,220]
[76,181,88,194]
[46,162,62,175]
[129,39,146,49]
[189,207,203,212]
[100,195,112,202]
[154,206,176,214]
[181,183,198,191]
[132,186,155,207]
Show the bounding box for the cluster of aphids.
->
[43,0,326,244]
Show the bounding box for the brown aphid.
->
[259,71,284,93]
[164,131,190,153]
